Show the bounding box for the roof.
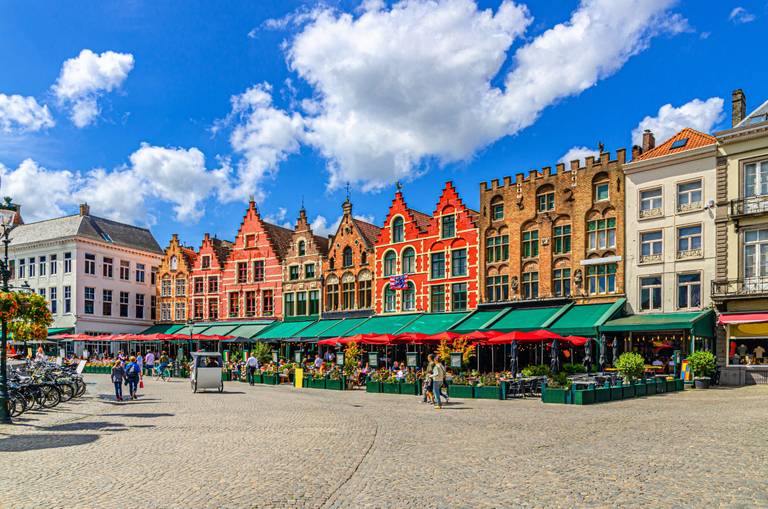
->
[466,209,480,226]
[180,246,198,267]
[736,98,768,128]
[353,218,382,248]
[408,208,432,232]
[600,309,715,338]
[9,213,162,254]
[313,235,329,256]
[262,222,294,260]
[210,237,232,266]
[636,128,716,161]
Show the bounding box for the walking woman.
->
[111,360,126,401]
[125,356,141,399]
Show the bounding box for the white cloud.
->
[53,49,134,127]
[631,97,724,146]
[263,206,292,228]
[76,167,149,225]
[558,146,599,166]
[0,159,75,221]
[729,7,756,24]
[0,94,55,133]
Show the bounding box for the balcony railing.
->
[730,196,768,217]
[712,277,768,298]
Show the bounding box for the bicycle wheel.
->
[40,385,61,408]
[74,379,87,397]
[58,383,74,402]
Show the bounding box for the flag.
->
[389,274,409,290]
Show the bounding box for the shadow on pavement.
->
[0,433,99,452]
[40,421,131,432]
[107,413,174,418]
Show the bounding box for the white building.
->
[8,203,163,335]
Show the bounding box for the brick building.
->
[479,150,626,304]
[323,197,381,318]
[221,200,292,320]
[282,207,329,319]
[188,233,232,321]
[156,234,197,323]
[374,182,479,314]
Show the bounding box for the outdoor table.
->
[571,381,594,389]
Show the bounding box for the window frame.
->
[677,272,702,310]
[639,275,663,312]
[676,178,703,213]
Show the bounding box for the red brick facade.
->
[188,233,232,321]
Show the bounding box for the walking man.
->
[246,353,260,385]
[144,350,155,376]
[430,357,447,410]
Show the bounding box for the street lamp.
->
[0,204,18,423]
[186,318,194,358]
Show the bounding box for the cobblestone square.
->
[1,375,767,509]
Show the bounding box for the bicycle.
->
[152,364,171,381]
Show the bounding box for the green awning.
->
[345,314,421,335]
[549,300,625,337]
[600,309,715,338]
[48,327,74,336]
[316,318,371,338]
[199,324,244,336]
[490,306,565,331]
[228,323,273,339]
[256,320,315,340]
[138,323,184,335]
[295,319,343,338]
[450,309,508,332]
[396,312,469,334]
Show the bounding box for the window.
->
[38,288,45,299]
[253,260,265,282]
[229,293,240,317]
[64,286,71,314]
[245,291,256,317]
[342,280,355,310]
[262,290,273,316]
[358,279,371,309]
[18,258,25,279]
[392,217,404,243]
[342,247,353,267]
[537,190,555,212]
[486,235,509,262]
[451,249,467,277]
[39,256,46,276]
[161,277,171,297]
[640,188,663,218]
[744,228,768,280]
[639,276,662,311]
[64,252,72,273]
[160,302,171,321]
[522,230,539,258]
[486,275,509,302]
[50,254,57,275]
[119,260,130,280]
[553,268,571,297]
[361,251,367,265]
[201,255,211,269]
[594,181,609,202]
[103,257,113,278]
[309,290,319,315]
[151,267,158,285]
[175,277,186,296]
[677,273,701,309]
[744,160,768,198]
[640,230,663,261]
[305,264,315,279]
[677,180,702,212]
[119,291,129,317]
[298,240,306,256]
[401,248,415,274]
[289,265,300,280]
[208,276,219,293]
[384,285,396,313]
[102,289,113,316]
[431,252,446,279]
[553,225,571,254]
[670,138,689,149]
[451,283,467,311]
[193,299,204,320]
[587,264,617,295]
[193,277,204,294]
[326,282,339,311]
[587,218,616,250]
[237,262,248,283]
[7,260,13,280]
[430,285,445,312]
[151,296,157,321]
[174,302,186,321]
[28,258,35,277]
[522,271,539,300]
[84,287,95,314]
[136,294,145,319]
[383,251,397,276]
[402,282,415,311]
[170,255,178,271]
[491,198,504,221]
[208,299,219,320]
[677,225,702,257]
[329,257,335,270]
[136,263,145,283]
[50,287,57,314]
[297,292,307,315]
[441,215,455,239]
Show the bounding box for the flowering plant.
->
[0,292,19,321]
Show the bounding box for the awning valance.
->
[718,312,768,325]
[344,314,421,335]
[395,312,468,335]
[255,320,315,340]
[600,309,715,338]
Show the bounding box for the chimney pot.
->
[642,130,655,153]
[732,89,746,127]
[79,203,90,216]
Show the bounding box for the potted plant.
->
[381,371,400,394]
[447,373,474,398]
[367,370,385,393]
[688,351,716,389]
[616,352,645,398]
[474,374,504,400]
[310,370,327,389]
[325,368,345,390]
[262,365,278,385]
[400,371,420,395]
[542,372,572,404]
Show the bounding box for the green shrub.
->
[521,365,551,377]
[615,352,645,382]
[547,372,571,389]
[251,342,273,365]
[562,363,587,375]
[688,350,716,378]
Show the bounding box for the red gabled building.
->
[374,182,479,314]
[188,233,232,321]
[221,200,292,320]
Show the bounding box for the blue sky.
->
[0,0,766,249]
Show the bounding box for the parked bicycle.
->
[4,360,87,418]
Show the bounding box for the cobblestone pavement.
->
[1,376,767,509]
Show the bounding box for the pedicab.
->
[190,352,224,393]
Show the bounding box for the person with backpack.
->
[111,360,126,401]
[125,356,141,399]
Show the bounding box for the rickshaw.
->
[190,352,224,393]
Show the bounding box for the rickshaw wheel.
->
[192,380,197,393]
[218,382,223,393]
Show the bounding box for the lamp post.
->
[0,204,18,423]
[186,318,194,357]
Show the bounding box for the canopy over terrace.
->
[600,309,715,338]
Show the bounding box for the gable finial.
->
[396,180,402,191]
[345,182,351,201]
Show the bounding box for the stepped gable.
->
[636,128,716,161]
[376,187,430,244]
[428,180,479,232]
[262,221,293,260]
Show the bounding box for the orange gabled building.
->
[188,233,232,321]
[374,182,480,314]
[157,234,197,323]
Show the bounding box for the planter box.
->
[541,387,569,404]
[595,387,611,403]
[634,382,647,397]
[325,378,344,390]
[400,382,419,395]
[448,384,474,399]
[610,385,624,401]
[262,374,278,385]
[474,385,503,400]
[309,378,326,389]
[675,379,684,391]
[656,379,666,393]
[666,380,676,392]
[622,384,636,399]
[366,381,381,393]
[646,380,656,395]
[302,375,310,388]
[694,378,710,389]
[251,373,263,384]
[382,382,401,394]
[573,387,595,405]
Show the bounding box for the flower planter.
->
[382,382,401,394]
[573,387,595,405]
[645,379,656,395]
[251,373,263,384]
[675,379,685,391]
[666,380,676,392]
[325,378,344,390]
[262,374,278,385]
[610,385,623,401]
[448,384,474,399]
[595,387,611,403]
[622,384,635,399]
[634,381,647,397]
[474,385,503,400]
[400,382,419,395]
[302,375,310,388]
[309,378,326,389]
[655,379,666,393]
[366,381,382,393]
[541,387,569,404]
[693,378,710,389]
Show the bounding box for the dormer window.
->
[298,240,306,256]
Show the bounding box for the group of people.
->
[108,350,171,401]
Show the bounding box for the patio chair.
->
[506,380,523,399]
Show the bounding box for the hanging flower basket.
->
[0,292,19,321]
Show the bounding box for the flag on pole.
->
[389,274,409,290]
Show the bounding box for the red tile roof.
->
[313,235,329,256]
[408,208,432,232]
[353,219,382,248]
[263,222,294,260]
[636,128,716,161]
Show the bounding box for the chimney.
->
[79,203,90,216]
[642,130,655,153]
[732,89,746,127]
[631,145,642,160]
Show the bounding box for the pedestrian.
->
[246,353,260,385]
[111,360,126,401]
[158,350,169,376]
[35,346,47,362]
[430,357,447,409]
[136,351,144,374]
[144,350,155,376]
[422,355,435,403]
[314,354,322,369]
[125,356,141,399]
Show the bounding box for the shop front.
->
[717,313,768,385]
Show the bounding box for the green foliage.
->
[688,350,716,378]
[562,363,587,375]
[521,365,551,377]
[343,341,361,376]
[476,374,499,387]
[615,352,645,382]
[250,342,273,365]
[547,372,571,389]
[451,374,470,385]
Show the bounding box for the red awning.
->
[718,313,768,325]
[563,335,590,347]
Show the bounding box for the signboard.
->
[450,352,463,369]
[294,368,303,389]
[336,351,345,366]
[681,359,691,381]
[368,352,379,367]
[272,350,279,363]
[294,350,303,364]
[76,359,87,375]
[406,352,419,368]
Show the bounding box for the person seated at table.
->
[651,358,663,367]
[395,365,406,381]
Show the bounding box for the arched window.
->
[329,257,335,270]
[361,251,367,264]
[298,240,305,256]
[536,184,555,212]
[383,284,396,313]
[401,247,415,274]
[170,255,178,271]
[392,217,404,243]
[490,196,504,221]
[593,173,610,202]
[383,251,397,276]
[342,246,353,267]
[402,282,415,311]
